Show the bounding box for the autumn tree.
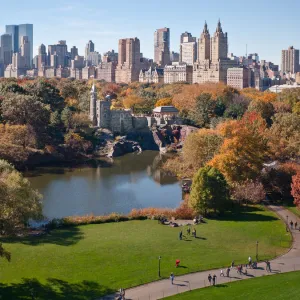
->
[188,93,216,127]
[189,166,230,215]
[0,159,42,235]
[268,113,300,160]
[183,129,223,172]
[291,173,300,209]
[232,180,265,204]
[123,94,143,110]
[248,99,275,124]
[155,97,172,107]
[209,112,268,183]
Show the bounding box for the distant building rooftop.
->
[153,106,179,113]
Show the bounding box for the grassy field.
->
[0,206,291,299]
[165,271,300,300]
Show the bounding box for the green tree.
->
[188,93,215,127]
[25,79,64,111]
[61,107,73,130]
[189,166,230,216]
[0,159,42,235]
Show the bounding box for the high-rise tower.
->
[154,28,170,66]
[85,40,95,60]
[198,21,210,61]
[210,19,228,62]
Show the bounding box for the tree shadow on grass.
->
[214,211,278,222]
[0,227,84,246]
[0,278,114,300]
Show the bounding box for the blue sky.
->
[1,0,299,65]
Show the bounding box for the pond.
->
[26,151,182,219]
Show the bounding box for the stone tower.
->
[89,84,97,126]
[96,95,112,128]
[198,21,211,62]
[210,19,228,63]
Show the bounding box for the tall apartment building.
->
[281,46,299,74]
[85,40,95,60]
[193,20,237,84]
[87,51,101,66]
[6,24,33,67]
[180,32,197,65]
[115,38,141,83]
[154,28,170,66]
[164,63,193,84]
[170,51,179,62]
[37,44,47,69]
[227,67,251,89]
[48,41,68,67]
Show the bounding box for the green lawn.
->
[0,206,291,300]
[165,271,300,300]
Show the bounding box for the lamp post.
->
[158,256,161,277]
[256,241,259,261]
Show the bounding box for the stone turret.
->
[90,84,97,126]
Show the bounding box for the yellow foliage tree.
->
[155,97,172,107]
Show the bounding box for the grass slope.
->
[0,206,291,299]
[166,271,300,300]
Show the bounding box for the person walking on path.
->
[170,273,174,285]
[220,269,224,277]
[212,274,217,286]
[179,231,183,240]
[248,256,252,267]
[290,220,294,229]
[187,227,191,236]
[208,274,212,285]
[231,260,235,268]
[295,222,298,230]
[192,228,196,238]
[226,267,230,277]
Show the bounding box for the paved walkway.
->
[100,205,300,300]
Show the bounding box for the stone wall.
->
[110,110,133,134]
[132,117,148,130]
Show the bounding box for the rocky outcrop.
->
[107,139,142,158]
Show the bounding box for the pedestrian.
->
[268,261,271,273]
[248,256,252,266]
[226,267,230,277]
[208,274,212,285]
[231,260,235,268]
[179,230,183,240]
[170,273,174,285]
[192,228,196,238]
[220,269,224,277]
[295,222,298,229]
[213,274,217,286]
[290,220,293,229]
[187,226,191,236]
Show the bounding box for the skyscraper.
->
[85,40,95,60]
[0,34,13,66]
[281,46,299,74]
[115,38,141,83]
[6,24,33,67]
[193,20,237,84]
[70,46,79,60]
[38,44,47,69]
[154,28,170,66]
[180,32,197,65]
[19,36,31,68]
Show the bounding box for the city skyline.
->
[0,0,299,65]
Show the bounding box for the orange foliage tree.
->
[291,173,300,209]
[209,112,268,183]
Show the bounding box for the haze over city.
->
[1,0,299,64]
